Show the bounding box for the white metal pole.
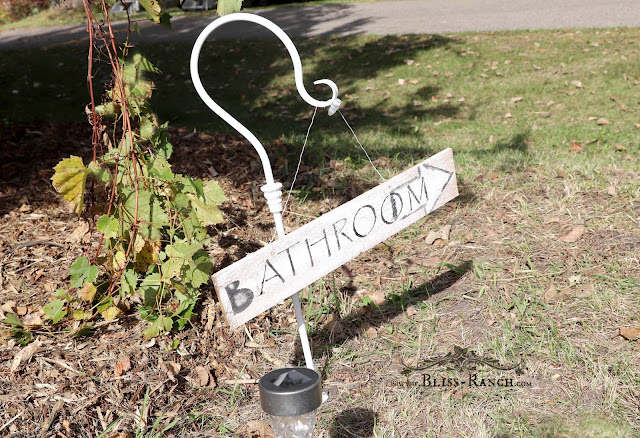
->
[190,13,342,370]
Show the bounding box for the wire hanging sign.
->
[190,14,459,373]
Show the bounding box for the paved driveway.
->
[1,0,639,50]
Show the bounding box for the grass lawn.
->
[1,26,639,437]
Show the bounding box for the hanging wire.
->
[337,109,386,182]
[268,106,318,244]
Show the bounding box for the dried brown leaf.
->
[543,285,571,303]
[568,141,583,152]
[365,290,386,306]
[114,356,131,377]
[597,118,611,125]
[10,340,41,372]
[243,420,275,438]
[561,225,585,243]
[162,361,181,382]
[1,301,16,313]
[576,283,595,298]
[194,365,210,386]
[619,327,640,341]
[363,323,378,338]
[23,313,43,328]
[66,221,90,243]
[510,96,524,103]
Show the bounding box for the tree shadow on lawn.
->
[147,31,461,162]
[300,260,473,377]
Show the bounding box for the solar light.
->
[259,367,322,438]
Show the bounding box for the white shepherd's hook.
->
[191,13,342,370]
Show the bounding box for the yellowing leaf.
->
[79,283,97,302]
[134,239,161,272]
[52,156,87,216]
[101,306,122,321]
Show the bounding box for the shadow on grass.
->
[299,260,473,375]
[470,129,532,172]
[329,408,377,438]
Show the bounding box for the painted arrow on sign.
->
[213,148,458,329]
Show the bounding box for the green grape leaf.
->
[121,268,138,295]
[140,113,158,140]
[139,273,162,306]
[161,256,183,279]
[69,257,99,288]
[2,313,23,327]
[152,124,173,159]
[183,250,212,288]
[217,0,243,16]
[97,214,119,239]
[72,310,92,320]
[121,189,169,240]
[187,180,227,226]
[143,315,173,339]
[51,156,87,216]
[148,155,174,181]
[43,300,67,323]
[87,160,111,183]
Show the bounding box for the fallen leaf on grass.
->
[568,141,583,152]
[561,225,585,243]
[193,365,212,386]
[619,327,640,341]
[575,282,595,298]
[397,78,406,85]
[363,323,378,338]
[425,225,451,246]
[510,96,524,103]
[114,356,131,377]
[242,420,275,438]
[613,144,627,151]
[543,285,571,303]
[413,100,422,107]
[10,340,41,372]
[363,289,386,306]
[607,185,617,196]
[597,118,611,125]
[571,80,583,88]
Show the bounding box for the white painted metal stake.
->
[191,13,342,370]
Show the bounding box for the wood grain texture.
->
[213,148,458,329]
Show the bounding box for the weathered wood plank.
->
[213,148,458,329]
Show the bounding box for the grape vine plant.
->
[48,0,227,338]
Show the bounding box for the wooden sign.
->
[213,148,458,329]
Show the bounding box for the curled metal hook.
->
[190,12,341,185]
